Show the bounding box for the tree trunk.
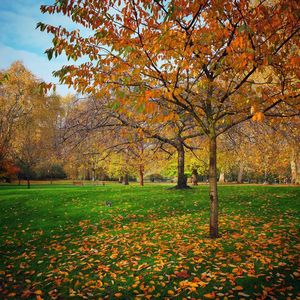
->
[26,175,30,189]
[139,165,144,186]
[263,166,269,184]
[219,172,225,183]
[86,168,91,180]
[119,176,123,184]
[191,168,198,186]
[291,147,300,184]
[237,162,244,183]
[123,173,129,185]
[176,144,188,189]
[278,176,281,184]
[209,136,218,238]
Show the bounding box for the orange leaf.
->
[115,293,123,297]
[252,111,264,122]
[204,292,216,299]
[21,290,32,298]
[34,290,43,295]
[145,90,152,101]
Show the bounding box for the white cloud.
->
[0,10,52,52]
[0,0,93,96]
[0,43,75,96]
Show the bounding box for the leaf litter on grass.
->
[1,185,300,299]
[1,206,299,299]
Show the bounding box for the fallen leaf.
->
[176,270,190,279]
[34,290,43,295]
[238,292,250,297]
[8,293,16,297]
[115,293,122,297]
[204,292,216,299]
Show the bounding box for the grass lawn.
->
[0,183,299,299]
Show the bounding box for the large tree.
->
[0,62,64,185]
[0,62,39,179]
[61,95,201,188]
[40,0,300,237]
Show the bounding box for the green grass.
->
[0,183,299,299]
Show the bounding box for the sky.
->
[0,0,76,95]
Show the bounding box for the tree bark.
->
[263,166,269,184]
[209,136,218,238]
[219,172,225,183]
[26,175,30,189]
[176,144,188,189]
[139,165,144,186]
[86,168,91,180]
[237,162,244,183]
[123,173,129,185]
[119,176,123,184]
[291,147,300,184]
[191,168,198,186]
[92,168,96,181]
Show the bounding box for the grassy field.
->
[0,183,299,299]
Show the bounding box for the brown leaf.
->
[176,270,190,279]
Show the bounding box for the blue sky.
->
[0,0,75,95]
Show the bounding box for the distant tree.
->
[35,163,67,181]
[219,122,294,184]
[0,62,64,187]
[0,62,37,180]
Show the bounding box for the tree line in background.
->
[1,62,299,188]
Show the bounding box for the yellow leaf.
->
[110,253,118,259]
[97,280,103,287]
[234,285,244,291]
[34,290,43,295]
[8,293,16,297]
[167,290,175,295]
